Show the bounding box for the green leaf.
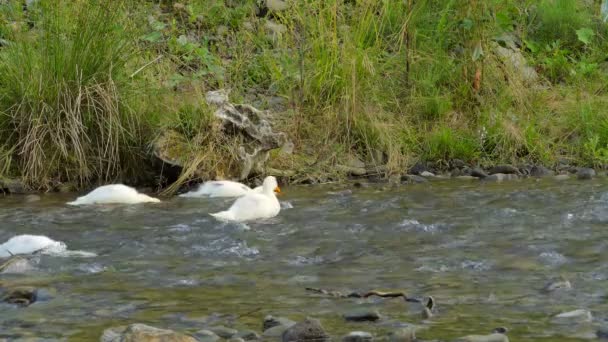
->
[472,42,484,61]
[575,27,595,45]
[524,39,540,54]
[142,31,162,43]
[460,18,473,31]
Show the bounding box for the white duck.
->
[179,180,263,198]
[0,235,64,258]
[67,184,160,205]
[210,176,281,222]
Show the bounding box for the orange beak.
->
[274,186,281,194]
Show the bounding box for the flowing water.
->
[1,178,608,341]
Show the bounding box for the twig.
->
[130,55,163,78]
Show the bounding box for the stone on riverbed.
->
[541,276,572,293]
[576,168,596,180]
[236,329,260,341]
[552,309,593,323]
[388,327,416,342]
[263,315,296,332]
[0,256,34,274]
[488,165,519,175]
[208,325,238,339]
[456,333,509,342]
[343,308,381,322]
[471,168,488,179]
[282,318,328,342]
[529,165,553,177]
[101,323,198,342]
[342,331,373,342]
[194,329,220,342]
[597,326,608,339]
[2,286,37,306]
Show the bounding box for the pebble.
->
[282,318,328,342]
[553,309,593,323]
[209,326,238,339]
[194,330,220,342]
[576,168,596,180]
[343,308,381,322]
[488,165,519,175]
[342,331,373,342]
[388,327,416,342]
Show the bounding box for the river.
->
[1,178,607,341]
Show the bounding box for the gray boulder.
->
[282,318,328,342]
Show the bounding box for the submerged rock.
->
[343,308,381,322]
[208,326,238,339]
[597,326,608,339]
[236,329,260,341]
[101,324,198,342]
[488,165,519,175]
[541,276,572,293]
[194,330,220,342]
[554,174,570,181]
[456,333,509,342]
[530,165,554,177]
[0,256,34,274]
[402,174,428,184]
[282,318,328,342]
[342,331,373,342]
[553,309,593,323]
[388,327,416,342]
[2,286,37,306]
[263,324,292,339]
[263,315,296,332]
[471,168,488,179]
[576,168,596,180]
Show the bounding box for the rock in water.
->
[263,315,296,332]
[0,256,33,274]
[471,168,488,178]
[282,318,328,342]
[597,326,608,339]
[388,327,416,342]
[456,333,509,342]
[101,324,198,342]
[2,286,37,306]
[553,309,593,323]
[483,173,518,182]
[343,308,381,322]
[488,165,519,175]
[576,168,596,180]
[208,326,238,339]
[342,331,373,342]
[530,165,553,177]
[194,330,220,342]
[541,277,572,293]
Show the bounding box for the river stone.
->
[456,333,509,342]
[236,329,260,341]
[576,168,596,180]
[488,165,519,175]
[263,324,292,338]
[282,318,328,342]
[0,256,34,274]
[554,174,570,181]
[266,0,289,11]
[419,171,435,177]
[228,339,245,342]
[553,309,593,323]
[194,330,220,342]
[101,323,198,342]
[263,315,296,331]
[597,326,608,339]
[408,162,428,175]
[402,174,428,184]
[541,277,572,293]
[530,165,553,177]
[342,331,373,342]
[343,308,381,322]
[471,168,488,178]
[388,327,416,342]
[0,178,26,194]
[451,159,466,168]
[209,326,238,339]
[2,286,37,306]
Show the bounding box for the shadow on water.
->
[0,178,607,340]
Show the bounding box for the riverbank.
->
[0,1,607,192]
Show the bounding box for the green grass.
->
[0,0,607,190]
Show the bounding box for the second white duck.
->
[179,180,263,198]
[67,184,160,205]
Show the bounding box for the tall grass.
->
[0,0,144,188]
